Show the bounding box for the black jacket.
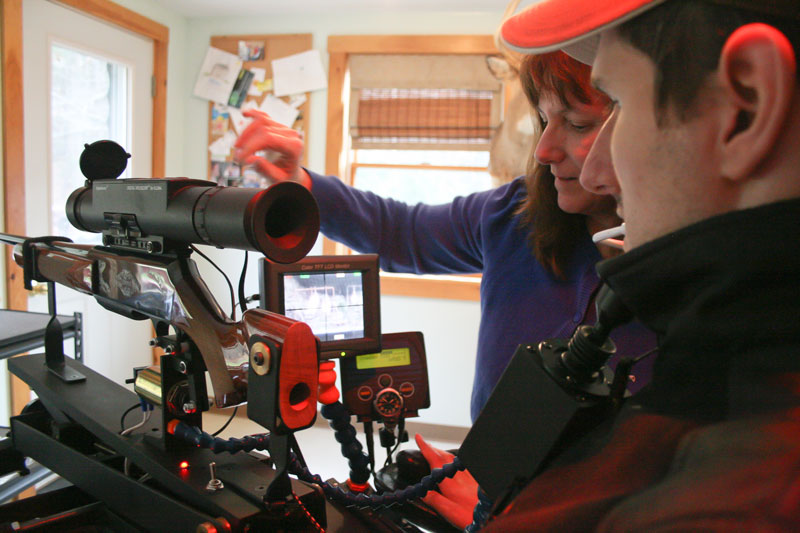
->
[484,199,800,532]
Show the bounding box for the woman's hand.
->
[233,109,311,189]
[416,433,479,530]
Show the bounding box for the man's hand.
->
[233,109,311,189]
[416,433,479,530]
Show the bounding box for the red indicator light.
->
[179,461,189,469]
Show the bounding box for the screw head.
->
[250,342,271,376]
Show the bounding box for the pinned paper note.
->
[271,50,327,97]
[194,47,243,105]
[209,130,237,161]
[248,67,267,96]
[260,95,300,128]
[238,40,265,61]
[289,93,307,108]
[211,104,230,137]
[228,100,259,136]
[228,108,247,136]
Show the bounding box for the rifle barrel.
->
[0,233,26,246]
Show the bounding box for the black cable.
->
[120,403,140,431]
[190,244,236,319]
[291,489,325,533]
[234,293,260,310]
[238,251,249,315]
[364,421,376,476]
[389,417,405,459]
[610,348,659,409]
[633,347,659,363]
[382,417,406,467]
[210,405,238,437]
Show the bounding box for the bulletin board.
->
[206,33,312,186]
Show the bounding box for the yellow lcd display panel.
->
[356,347,411,370]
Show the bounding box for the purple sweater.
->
[309,171,655,421]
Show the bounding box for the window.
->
[353,149,491,205]
[50,43,130,244]
[326,36,502,301]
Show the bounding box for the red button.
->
[358,386,373,402]
[399,382,415,397]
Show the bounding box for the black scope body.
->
[66,177,320,263]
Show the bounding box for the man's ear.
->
[717,23,796,181]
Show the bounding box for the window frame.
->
[325,35,500,302]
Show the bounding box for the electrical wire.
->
[234,293,260,310]
[119,403,141,432]
[120,408,152,436]
[211,406,239,437]
[292,489,326,533]
[238,251,249,315]
[634,347,659,363]
[364,421,376,477]
[383,418,406,467]
[190,244,236,319]
[121,406,153,478]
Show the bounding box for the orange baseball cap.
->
[500,0,800,64]
[500,0,667,64]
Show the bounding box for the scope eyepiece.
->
[66,178,320,263]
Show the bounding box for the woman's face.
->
[534,90,616,219]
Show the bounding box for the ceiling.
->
[155,0,514,17]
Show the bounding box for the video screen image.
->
[283,271,365,341]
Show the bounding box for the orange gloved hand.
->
[233,109,311,189]
[416,433,479,530]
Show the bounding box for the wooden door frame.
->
[1,0,168,415]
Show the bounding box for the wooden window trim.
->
[352,162,488,173]
[325,35,498,302]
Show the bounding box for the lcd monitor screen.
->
[259,255,381,359]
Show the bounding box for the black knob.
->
[79,140,130,182]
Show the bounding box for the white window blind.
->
[349,55,503,151]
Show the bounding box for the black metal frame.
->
[8,353,320,532]
[4,353,417,532]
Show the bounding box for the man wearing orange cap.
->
[462,1,800,531]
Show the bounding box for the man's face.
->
[589,31,723,249]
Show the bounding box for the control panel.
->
[340,332,430,422]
